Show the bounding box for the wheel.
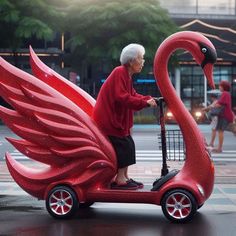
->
[46,186,78,219]
[79,202,94,209]
[161,189,197,223]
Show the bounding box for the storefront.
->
[133,0,236,119]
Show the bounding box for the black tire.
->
[198,203,204,210]
[161,189,197,223]
[79,202,94,209]
[46,186,78,219]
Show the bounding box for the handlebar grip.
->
[154,97,164,105]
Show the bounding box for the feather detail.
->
[50,146,109,160]
[0,106,62,148]
[34,113,94,138]
[30,46,96,116]
[0,53,117,199]
[51,135,98,147]
[6,152,115,199]
[6,138,65,166]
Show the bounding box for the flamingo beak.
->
[203,63,215,89]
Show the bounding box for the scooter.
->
[0,31,216,223]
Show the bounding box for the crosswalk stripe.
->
[136,157,236,162]
[136,150,236,153]
[2,149,236,162]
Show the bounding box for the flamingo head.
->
[197,42,217,89]
[155,31,217,89]
[180,31,217,89]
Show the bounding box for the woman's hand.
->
[202,104,214,112]
[147,98,157,108]
[202,107,209,112]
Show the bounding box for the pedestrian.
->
[203,81,234,153]
[203,93,219,148]
[93,43,157,190]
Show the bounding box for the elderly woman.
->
[93,44,157,190]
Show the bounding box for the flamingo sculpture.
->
[0,31,216,222]
[153,31,216,220]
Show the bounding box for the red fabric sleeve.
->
[217,92,227,106]
[114,72,148,111]
[132,87,152,101]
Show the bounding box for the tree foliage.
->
[0,0,179,75]
[0,0,64,51]
[64,0,179,68]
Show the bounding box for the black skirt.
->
[216,117,229,131]
[108,135,136,168]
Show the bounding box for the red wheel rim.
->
[165,192,192,219]
[49,189,73,215]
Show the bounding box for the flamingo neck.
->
[154,42,206,163]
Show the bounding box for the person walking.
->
[204,93,219,148]
[93,44,157,190]
[203,81,234,153]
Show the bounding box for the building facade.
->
[134,0,236,115]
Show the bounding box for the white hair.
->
[120,43,145,65]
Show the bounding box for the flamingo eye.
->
[199,42,217,68]
[201,48,207,53]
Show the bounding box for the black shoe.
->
[110,180,139,190]
[129,179,144,188]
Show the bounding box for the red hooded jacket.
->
[93,66,151,137]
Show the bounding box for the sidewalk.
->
[130,161,236,184]
[1,160,236,184]
[1,161,236,213]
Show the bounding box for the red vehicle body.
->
[0,31,216,223]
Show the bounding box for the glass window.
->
[182,99,192,111]
[221,67,231,74]
[159,0,235,15]
[180,66,192,74]
[193,66,203,75]
[233,67,236,74]
[220,75,230,81]
[218,66,232,82]
[198,0,235,15]
[159,0,197,14]
[194,85,204,97]
[213,75,221,84]
[213,66,220,73]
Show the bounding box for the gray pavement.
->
[2,124,236,162]
[1,160,236,214]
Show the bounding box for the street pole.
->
[196,0,198,15]
[175,67,181,98]
[204,75,207,106]
[61,32,65,69]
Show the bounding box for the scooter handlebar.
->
[154,97,164,106]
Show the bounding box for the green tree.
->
[64,0,179,81]
[0,0,65,65]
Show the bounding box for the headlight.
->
[166,111,173,118]
[197,184,205,197]
[195,111,202,118]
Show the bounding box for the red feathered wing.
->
[0,54,116,199]
[29,46,95,117]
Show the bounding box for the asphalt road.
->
[1,124,236,161]
[132,124,236,151]
[0,195,236,236]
